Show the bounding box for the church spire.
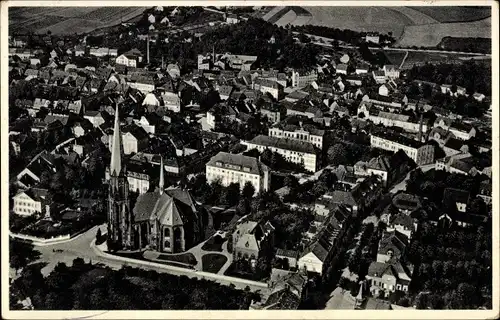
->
[159,155,164,194]
[110,104,123,176]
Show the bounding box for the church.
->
[107,106,205,253]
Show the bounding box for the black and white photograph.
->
[2,1,498,318]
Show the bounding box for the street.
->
[28,224,268,293]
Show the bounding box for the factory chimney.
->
[417,109,424,142]
[147,35,150,64]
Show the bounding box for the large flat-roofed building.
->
[370,132,434,166]
[242,135,319,172]
[206,152,270,194]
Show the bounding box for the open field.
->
[399,51,491,69]
[412,6,491,23]
[9,7,147,35]
[301,6,413,38]
[397,17,492,47]
[384,51,407,66]
[262,6,492,49]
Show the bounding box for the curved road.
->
[29,224,268,293]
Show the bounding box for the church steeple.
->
[107,103,133,251]
[159,156,164,195]
[110,104,123,176]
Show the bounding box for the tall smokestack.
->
[212,45,215,66]
[161,55,164,69]
[417,109,424,142]
[147,35,150,64]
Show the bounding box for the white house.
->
[253,78,283,100]
[383,65,400,79]
[148,14,156,24]
[206,152,270,194]
[162,91,181,113]
[142,93,161,107]
[12,188,48,216]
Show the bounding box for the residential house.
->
[217,85,234,101]
[298,208,348,278]
[206,152,271,193]
[285,101,323,119]
[383,65,400,79]
[108,124,149,154]
[258,100,283,124]
[133,113,163,135]
[355,64,369,75]
[317,175,384,215]
[16,151,57,189]
[336,64,349,75]
[376,230,408,263]
[358,150,415,188]
[292,69,318,88]
[142,92,161,107]
[442,138,469,157]
[472,93,486,102]
[84,110,107,128]
[372,70,386,84]
[435,154,478,176]
[12,188,49,216]
[478,180,492,205]
[116,49,143,68]
[366,259,412,298]
[253,78,284,100]
[427,127,454,146]
[127,74,155,93]
[275,249,299,269]
[242,135,318,172]
[442,187,469,213]
[448,122,476,141]
[226,13,240,24]
[386,213,416,241]
[378,81,397,97]
[365,33,380,44]
[285,90,310,103]
[161,91,181,113]
[232,220,275,260]
[250,270,307,310]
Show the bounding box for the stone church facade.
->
[107,107,204,253]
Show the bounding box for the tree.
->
[327,143,348,166]
[222,183,240,206]
[338,277,350,293]
[9,240,41,274]
[241,181,255,200]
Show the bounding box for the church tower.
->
[107,105,133,250]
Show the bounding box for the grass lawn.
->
[202,254,228,273]
[157,252,197,266]
[112,251,195,270]
[201,235,226,252]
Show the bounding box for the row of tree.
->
[11,259,257,310]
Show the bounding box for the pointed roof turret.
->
[110,104,123,176]
[159,156,164,194]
